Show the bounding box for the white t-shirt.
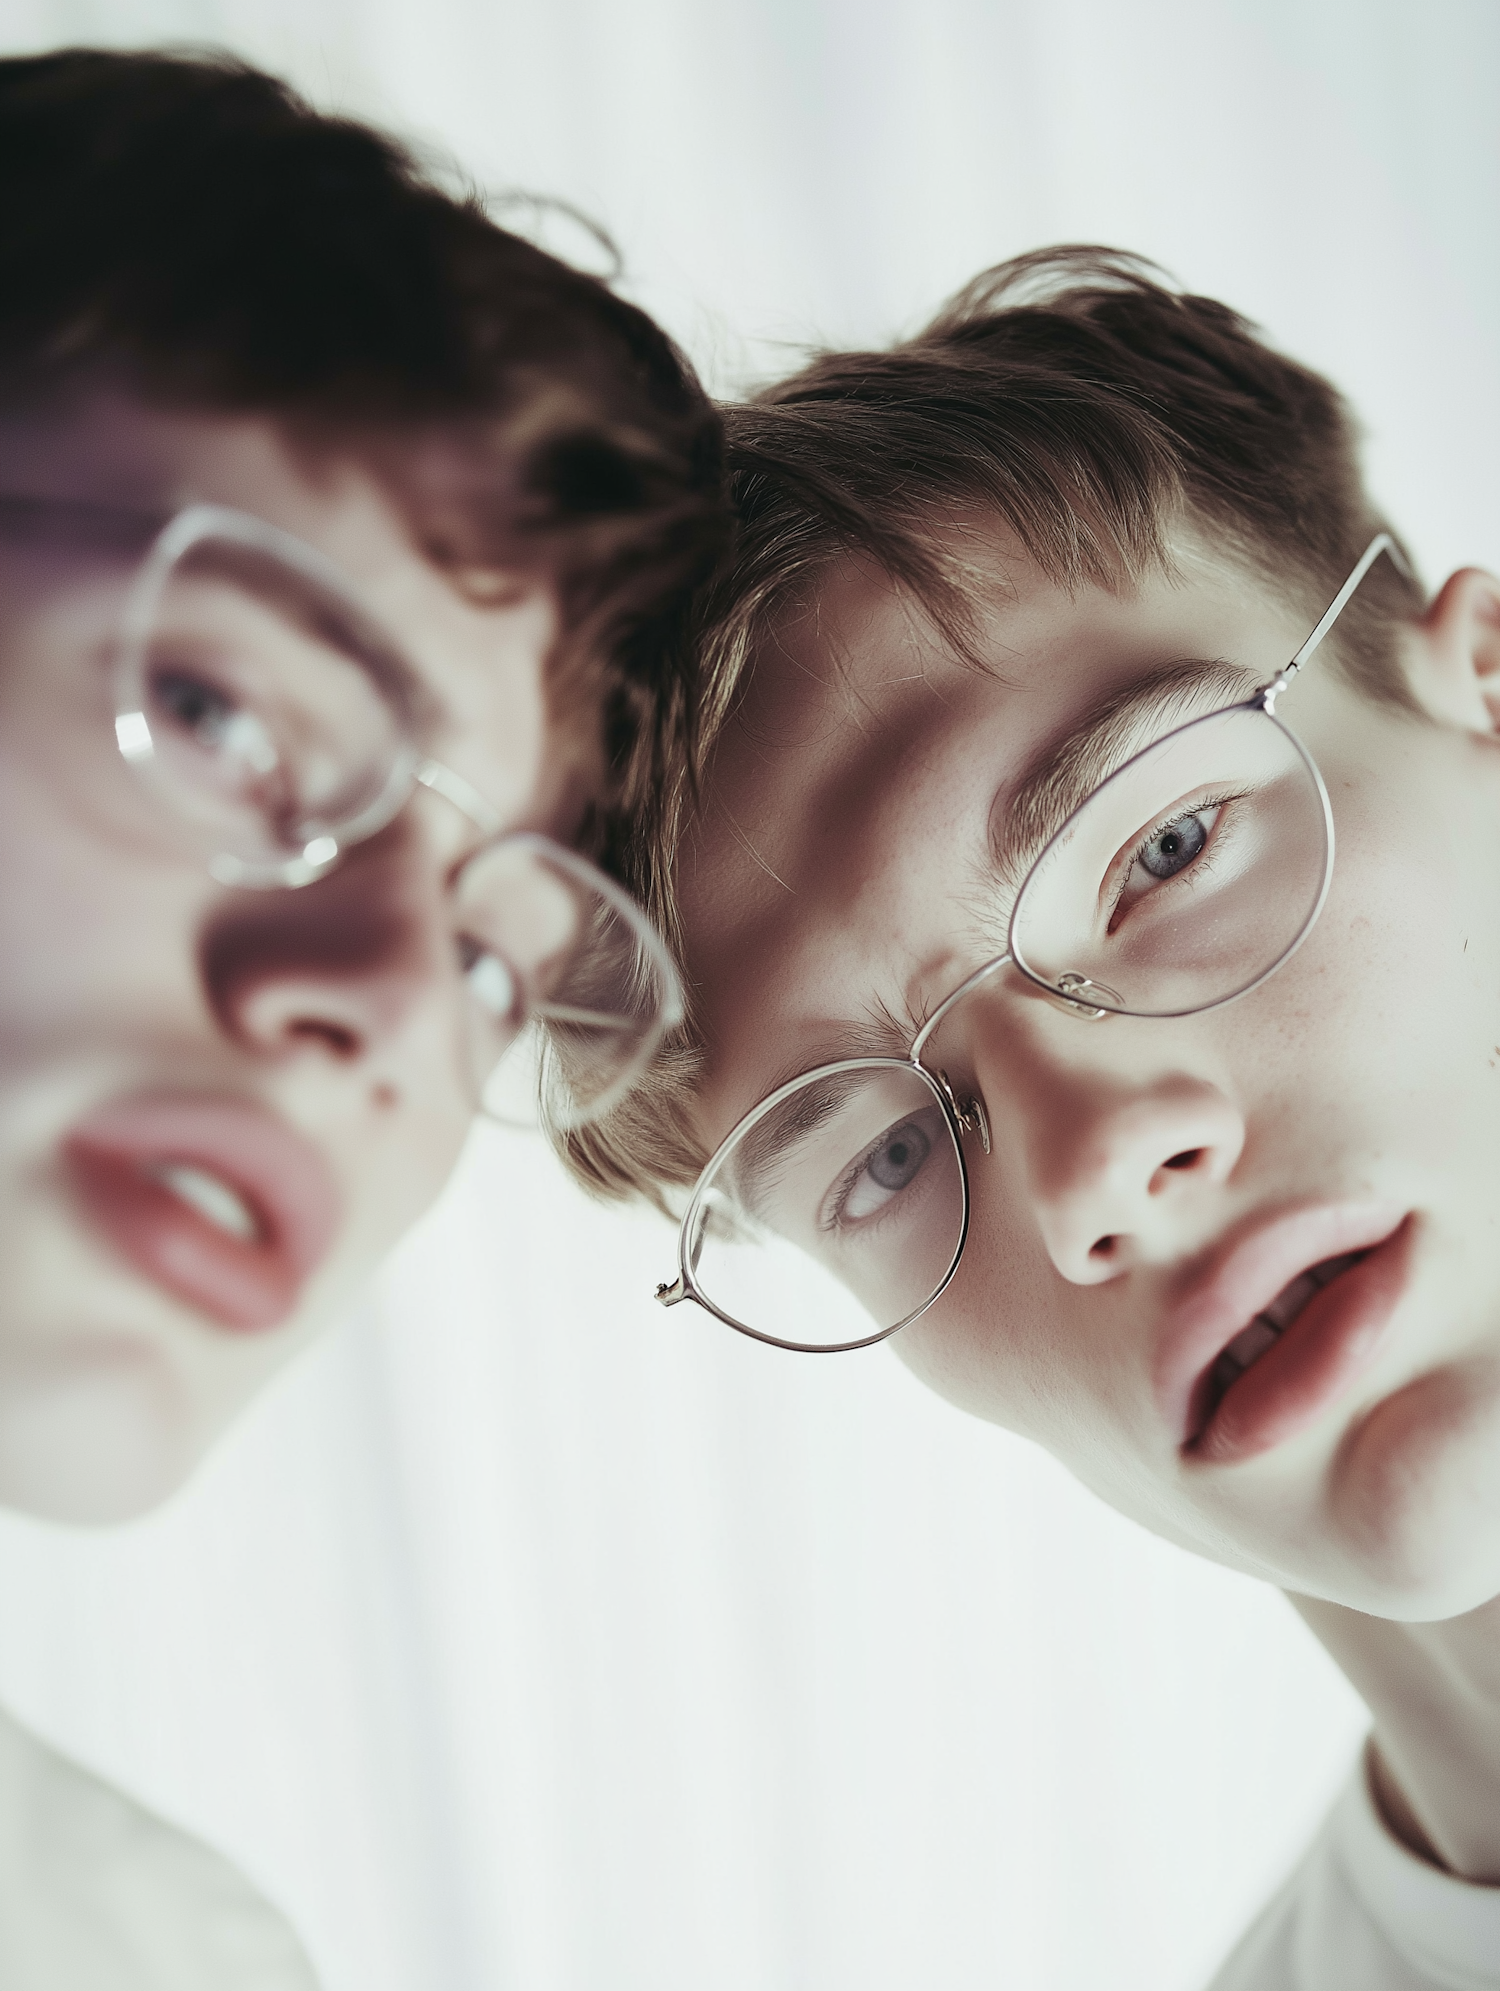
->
[1208,1747,1500,1990]
[0,1702,319,1991]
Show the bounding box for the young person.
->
[0,45,723,1984]
[562,248,1500,1987]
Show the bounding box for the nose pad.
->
[1024,1075,1245,1286]
[199,820,441,1065]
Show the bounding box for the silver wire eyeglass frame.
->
[655,532,1408,1351]
[1,492,683,1125]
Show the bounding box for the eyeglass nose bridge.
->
[934,1069,990,1154]
[1048,972,1121,1021]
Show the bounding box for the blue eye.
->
[1139,811,1209,879]
[840,1115,935,1224]
[867,1119,931,1190]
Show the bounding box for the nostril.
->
[1089,1234,1118,1260]
[1164,1149,1202,1171]
[287,1018,361,1059]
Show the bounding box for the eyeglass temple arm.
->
[1263,532,1413,707]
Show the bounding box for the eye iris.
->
[1141,811,1207,880]
[154,668,235,743]
[867,1119,931,1191]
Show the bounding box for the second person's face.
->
[679,533,1500,1622]
[0,391,572,1520]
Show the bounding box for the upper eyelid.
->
[986,659,1258,892]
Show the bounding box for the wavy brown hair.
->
[0,47,727,817]
[561,247,1425,1209]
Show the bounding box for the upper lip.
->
[1153,1201,1410,1448]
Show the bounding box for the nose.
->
[980,1010,1245,1286]
[199,818,449,1069]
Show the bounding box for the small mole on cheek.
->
[371,1082,400,1111]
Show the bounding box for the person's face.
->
[681,532,1500,1621]
[0,391,572,1521]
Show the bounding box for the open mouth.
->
[149,1160,263,1242]
[1195,1249,1369,1428]
[65,1094,340,1331]
[1182,1214,1414,1466]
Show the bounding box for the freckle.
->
[371,1082,399,1110]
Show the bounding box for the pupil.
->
[867,1119,931,1191]
[154,668,234,741]
[1141,811,1207,879]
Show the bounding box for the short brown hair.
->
[0,47,727,815]
[561,246,1426,1207]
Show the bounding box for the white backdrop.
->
[0,4,1495,1988]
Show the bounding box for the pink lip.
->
[1154,1202,1411,1460]
[65,1094,341,1331]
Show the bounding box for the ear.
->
[1406,568,1500,732]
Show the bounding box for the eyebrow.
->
[988,657,1259,893]
[724,1018,913,1222]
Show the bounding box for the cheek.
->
[1327,1354,1500,1615]
[320,1058,473,1288]
[0,772,204,1060]
[893,1172,1089,1443]
[1251,745,1500,1168]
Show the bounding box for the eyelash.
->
[824,1138,890,1235]
[822,1124,936,1238]
[1104,787,1243,928]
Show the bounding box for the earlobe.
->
[1408,568,1500,733]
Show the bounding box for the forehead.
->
[681,538,1310,1131]
[0,391,504,605]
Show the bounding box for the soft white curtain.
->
[0,5,1493,1988]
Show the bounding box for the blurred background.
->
[0,3,1494,1987]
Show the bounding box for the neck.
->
[1291,1587,1500,1884]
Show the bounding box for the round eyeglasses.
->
[0,494,682,1131]
[654,534,1406,1351]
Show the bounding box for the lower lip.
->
[1188,1218,1415,1467]
[64,1097,340,1332]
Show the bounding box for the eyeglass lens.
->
[461,843,680,1132]
[681,1062,967,1350]
[115,525,418,885]
[1009,702,1331,1017]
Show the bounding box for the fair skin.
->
[680,530,1500,1882]
[0,389,568,1522]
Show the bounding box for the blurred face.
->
[0,391,571,1520]
[681,534,1500,1621]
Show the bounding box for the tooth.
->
[1310,1250,1361,1288]
[1206,1316,1281,1402]
[1223,1316,1282,1371]
[153,1162,259,1242]
[1264,1272,1320,1330]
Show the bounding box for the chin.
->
[1320,1357,1500,1621]
[0,1341,201,1524]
